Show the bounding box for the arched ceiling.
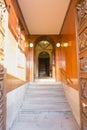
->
[17,0,71,35]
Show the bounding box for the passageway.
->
[9,81,79,130]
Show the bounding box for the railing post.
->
[0,65,6,130]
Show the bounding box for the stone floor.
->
[9,83,79,130]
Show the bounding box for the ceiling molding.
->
[11,0,29,35]
[59,0,72,34]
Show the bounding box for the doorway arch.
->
[34,36,55,79]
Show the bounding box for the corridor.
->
[9,82,79,130]
[0,0,87,130]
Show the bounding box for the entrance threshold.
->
[34,77,56,84]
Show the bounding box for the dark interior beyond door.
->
[38,52,50,77]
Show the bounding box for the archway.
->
[34,36,55,79]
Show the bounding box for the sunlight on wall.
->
[4,29,26,81]
[2,9,26,81]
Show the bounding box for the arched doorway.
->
[34,36,55,79]
[38,52,50,77]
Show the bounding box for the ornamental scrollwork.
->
[78,27,87,51]
[76,0,87,26]
[80,56,87,71]
[80,78,87,98]
[0,64,6,130]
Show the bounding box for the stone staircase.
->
[9,82,79,130]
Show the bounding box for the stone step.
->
[21,104,70,112]
[25,94,65,98]
[23,98,68,104]
[28,84,62,88]
[26,88,64,92]
[27,88,63,91]
[22,102,68,106]
[16,111,72,122]
[26,87,63,91]
[26,91,65,96]
[25,87,65,97]
[34,78,56,83]
[18,110,71,116]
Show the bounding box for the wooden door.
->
[76,0,87,129]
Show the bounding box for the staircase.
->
[9,82,79,130]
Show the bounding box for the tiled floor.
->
[9,83,79,130]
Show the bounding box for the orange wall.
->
[60,0,78,90]
[59,1,81,126]
[61,34,78,78]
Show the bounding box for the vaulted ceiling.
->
[17,0,71,35]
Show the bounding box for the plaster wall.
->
[63,83,81,128]
[6,83,28,129]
